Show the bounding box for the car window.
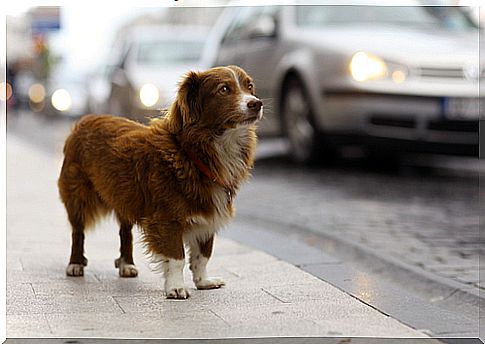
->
[241,6,279,39]
[222,7,254,44]
[295,6,477,32]
[223,6,279,43]
[136,40,205,65]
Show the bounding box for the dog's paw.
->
[196,277,225,290]
[120,264,138,277]
[66,263,84,277]
[165,287,190,299]
[115,258,138,278]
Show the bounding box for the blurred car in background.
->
[209,3,482,163]
[24,60,90,118]
[86,63,115,114]
[107,25,210,122]
[14,70,38,110]
[42,60,90,118]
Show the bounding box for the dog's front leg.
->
[148,222,190,299]
[189,235,225,290]
[161,258,189,299]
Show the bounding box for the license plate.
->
[443,97,481,120]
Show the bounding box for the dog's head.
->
[168,65,263,133]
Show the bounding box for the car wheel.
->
[281,76,322,164]
[109,96,123,116]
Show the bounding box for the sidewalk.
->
[6,134,435,339]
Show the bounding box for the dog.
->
[58,65,262,299]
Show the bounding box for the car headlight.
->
[51,89,72,111]
[28,83,46,103]
[349,51,388,82]
[139,83,159,107]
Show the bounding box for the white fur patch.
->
[214,127,249,184]
[66,263,84,276]
[163,259,185,289]
[152,255,189,298]
[227,67,241,89]
[115,257,138,277]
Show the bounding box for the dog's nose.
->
[247,99,263,112]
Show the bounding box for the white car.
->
[108,25,210,122]
[36,61,90,119]
[209,3,482,162]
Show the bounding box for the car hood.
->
[295,24,480,66]
[126,63,203,98]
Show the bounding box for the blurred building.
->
[28,7,61,35]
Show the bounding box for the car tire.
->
[108,96,123,117]
[281,76,324,164]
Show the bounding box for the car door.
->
[237,6,282,136]
[109,45,134,116]
[214,7,254,68]
[215,6,282,136]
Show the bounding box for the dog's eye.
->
[248,83,254,91]
[219,86,230,95]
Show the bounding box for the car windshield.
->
[136,40,204,65]
[50,63,86,87]
[296,6,477,32]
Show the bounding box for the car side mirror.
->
[247,15,277,39]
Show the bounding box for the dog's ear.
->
[167,71,202,132]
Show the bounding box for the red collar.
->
[181,144,234,204]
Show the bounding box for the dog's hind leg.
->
[59,162,103,277]
[114,219,138,277]
[62,198,89,276]
[66,221,87,276]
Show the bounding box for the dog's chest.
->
[184,187,233,244]
[214,128,249,183]
[183,129,249,244]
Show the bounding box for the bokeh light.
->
[0,82,13,102]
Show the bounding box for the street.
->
[6,110,483,339]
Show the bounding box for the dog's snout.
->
[247,99,263,112]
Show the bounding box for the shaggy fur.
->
[58,65,262,298]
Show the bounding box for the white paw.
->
[165,287,191,299]
[120,264,138,277]
[115,258,138,278]
[195,277,225,290]
[66,263,84,277]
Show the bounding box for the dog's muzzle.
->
[242,95,263,123]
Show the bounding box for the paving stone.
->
[8,293,123,316]
[6,314,52,337]
[114,286,282,314]
[45,311,229,338]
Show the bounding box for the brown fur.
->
[58,66,260,288]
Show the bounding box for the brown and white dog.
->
[58,65,262,299]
